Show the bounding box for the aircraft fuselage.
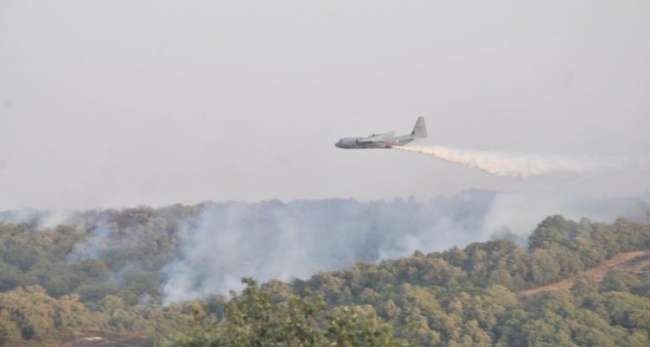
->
[335,136,412,149]
[335,117,427,150]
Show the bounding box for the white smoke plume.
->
[0,209,77,230]
[161,194,495,303]
[2,190,647,305]
[394,145,606,178]
[161,190,648,303]
[66,225,112,262]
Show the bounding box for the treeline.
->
[0,193,500,308]
[0,286,148,344]
[0,202,649,345]
[0,205,201,307]
[0,205,199,344]
[178,216,650,346]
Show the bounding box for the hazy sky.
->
[1,1,649,209]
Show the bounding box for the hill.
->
[0,200,649,346]
[173,216,650,347]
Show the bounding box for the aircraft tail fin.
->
[411,116,427,138]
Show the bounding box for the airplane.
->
[335,117,427,149]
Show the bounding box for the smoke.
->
[393,145,608,178]
[160,190,648,303]
[481,190,650,241]
[66,225,112,262]
[0,209,77,230]
[161,193,495,302]
[3,190,647,305]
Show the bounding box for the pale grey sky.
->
[0,1,649,209]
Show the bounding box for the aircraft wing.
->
[359,131,394,143]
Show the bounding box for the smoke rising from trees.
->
[160,190,649,302]
[0,190,647,304]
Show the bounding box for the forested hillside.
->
[0,199,649,346]
[171,215,650,347]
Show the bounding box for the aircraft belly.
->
[363,142,390,149]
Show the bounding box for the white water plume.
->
[394,145,603,178]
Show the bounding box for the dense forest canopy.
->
[0,194,648,346]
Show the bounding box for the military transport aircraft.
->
[335,117,427,149]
